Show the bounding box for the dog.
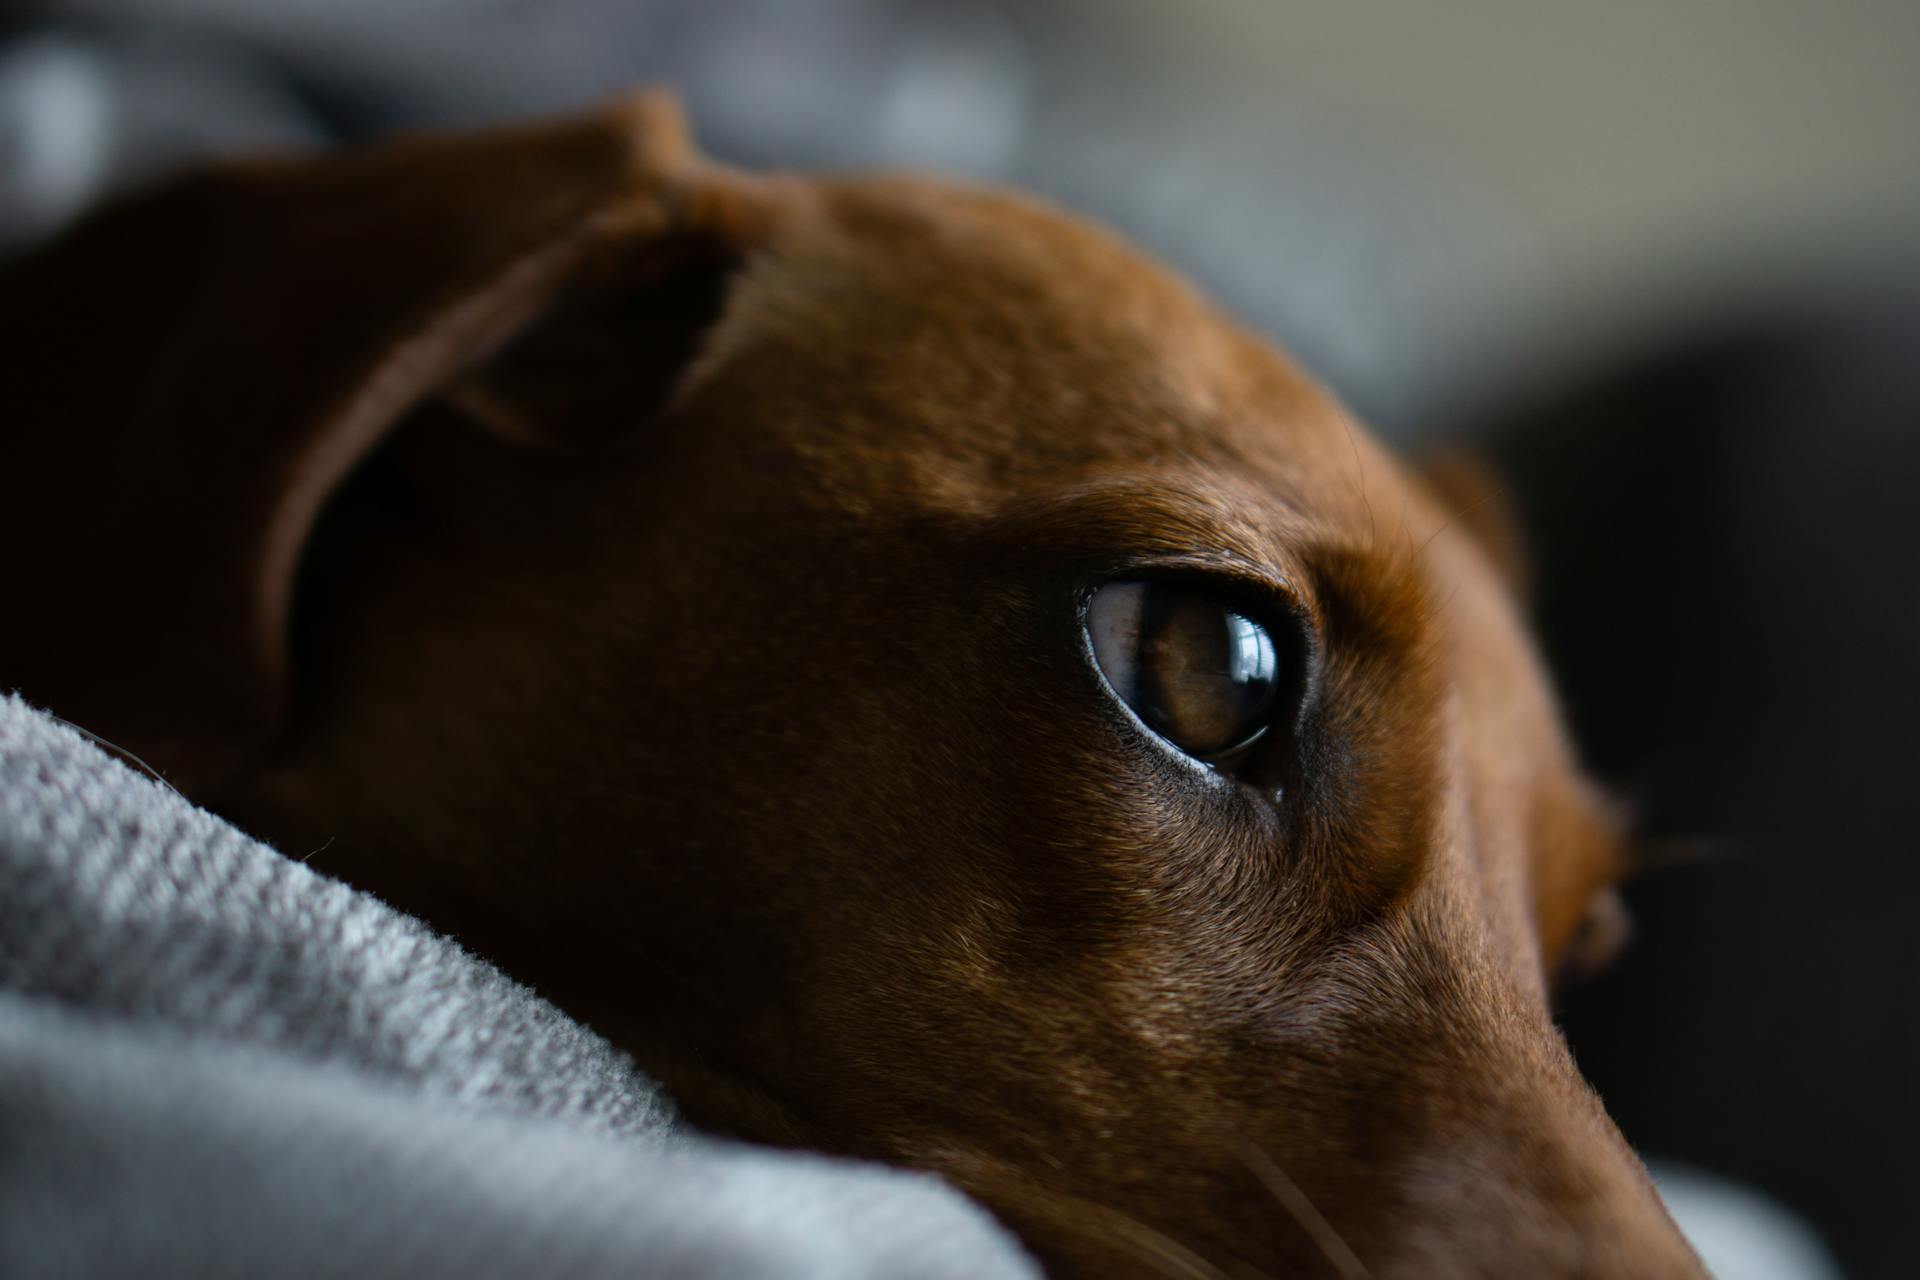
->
[0,93,1701,1277]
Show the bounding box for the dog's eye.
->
[1086,581,1281,764]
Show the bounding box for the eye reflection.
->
[1227,614,1277,693]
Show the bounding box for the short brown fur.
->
[0,95,1700,1277]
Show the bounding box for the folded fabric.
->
[0,694,1035,1279]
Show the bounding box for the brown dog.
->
[1,94,1701,1277]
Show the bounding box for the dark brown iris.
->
[1087,581,1281,762]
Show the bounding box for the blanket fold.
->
[0,694,1034,1279]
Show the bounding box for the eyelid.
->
[1086,554,1319,657]
[989,475,1315,570]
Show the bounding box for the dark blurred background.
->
[5,2,1915,1275]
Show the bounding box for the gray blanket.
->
[0,695,1035,1278]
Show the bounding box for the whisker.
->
[978,1176,1252,1280]
[1341,413,1378,555]
[1416,483,1507,558]
[1396,482,1416,560]
[1087,1210,1245,1280]
[1630,834,1741,874]
[47,712,188,802]
[1238,1142,1371,1280]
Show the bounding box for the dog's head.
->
[3,96,1698,1276]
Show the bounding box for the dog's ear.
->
[1420,451,1531,601]
[0,92,781,793]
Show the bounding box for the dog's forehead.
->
[698,176,1380,524]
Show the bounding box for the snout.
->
[908,948,1707,1279]
[973,1058,1703,1279]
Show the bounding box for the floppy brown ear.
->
[0,91,780,794]
[1420,450,1531,601]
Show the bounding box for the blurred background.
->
[4,2,1914,1275]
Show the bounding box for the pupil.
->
[1141,590,1280,758]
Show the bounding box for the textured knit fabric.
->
[0,694,1036,1279]
[0,695,670,1139]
